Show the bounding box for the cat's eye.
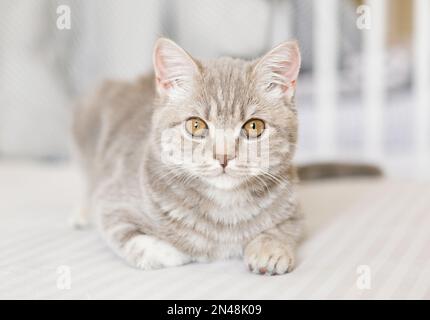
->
[185,117,208,137]
[242,119,265,138]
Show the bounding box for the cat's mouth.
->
[205,172,243,189]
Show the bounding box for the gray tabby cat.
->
[73,38,303,275]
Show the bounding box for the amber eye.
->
[242,119,265,138]
[185,117,208,137]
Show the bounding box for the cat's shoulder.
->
[73,74,156,160]
[93,73,155,106]
[74,74,155,125]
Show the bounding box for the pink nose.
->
[215,154,229,168]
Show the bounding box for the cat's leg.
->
[97,206,192,270]
[244,215,303,275]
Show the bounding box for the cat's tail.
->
[297,162,383,181]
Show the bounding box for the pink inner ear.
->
[259,42,301,93]
[284,61,299,82]
[278,52,300,82]
[275,60,298,92]
[153,39,198,93]
[156,77,172,90]
[154,50,171,89]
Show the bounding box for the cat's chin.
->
[205,174,243,190]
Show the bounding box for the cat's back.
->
[73,74,156,182]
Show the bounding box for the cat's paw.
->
[123,235,191,270]
[244,236,295,275]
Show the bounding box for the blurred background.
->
[1,0,430,300]
[0,0,429,178]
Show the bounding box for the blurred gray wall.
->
[0,0,361,159]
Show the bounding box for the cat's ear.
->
[253,40,301,100]
[153,38,200,97]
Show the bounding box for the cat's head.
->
[151,38,301,190]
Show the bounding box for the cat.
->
[72,37,305,275]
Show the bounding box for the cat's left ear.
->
[253,40,301,101]
[153,38,200,97]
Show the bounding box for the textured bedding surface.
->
[0,161,429,299]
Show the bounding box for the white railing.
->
[362,0,386,161]
[314,0,338,158]
[308,0,430,178]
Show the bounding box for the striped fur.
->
[73,39,303,274]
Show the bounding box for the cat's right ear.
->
[153,38,200,97]
[253,40,301,101]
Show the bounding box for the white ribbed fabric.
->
[1,162,429,299]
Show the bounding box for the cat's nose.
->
[215,154,230,169]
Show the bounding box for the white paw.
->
[123,235,191,270]
[69,206,90,229]
[244,236,295,275]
